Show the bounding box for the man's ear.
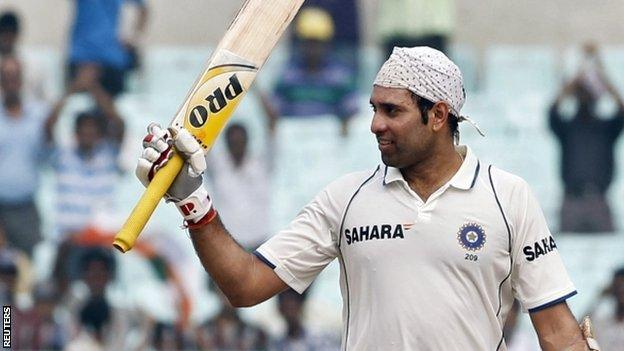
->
[430,102,450,133]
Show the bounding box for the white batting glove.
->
[136,123,217,227]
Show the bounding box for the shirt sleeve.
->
[509,179,576,312]
[255,187,341,293]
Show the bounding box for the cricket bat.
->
[113,0,304,253]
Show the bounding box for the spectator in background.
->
[549,45,624,233]
[272,7,359,137]
[272,288,340,351]
[293,1,361,74]
[0,56,49,256]
[65,296,112,351]
[0,243,54,350]
[586,267,624,350]
[12,283,68,350]
[206,102,277,250]
[63,247,116,315]
[377,0,456,58]
[0,248,20,306]
[146,322,187,351]
[0,223,32,305]
[63,247,149,350]
[67,0,148,97]
[0,11,48,100]
[195,283,268,350]
[46,64,125,240]
[0,251,34,349]
[503,300,540,351]
[46,65,124,304]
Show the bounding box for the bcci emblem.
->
[457,223,486,252]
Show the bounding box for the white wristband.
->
[174,186,213,223]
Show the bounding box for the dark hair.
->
[80,296,111,333]
[80,247,116,277]
[410,92,459,138]
[225,122,248,139]
[615,266,624,278]
[0,12,19,34]
[74,110,106,135]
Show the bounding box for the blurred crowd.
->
[0,0,623,350]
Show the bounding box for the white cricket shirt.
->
[255,146,576,350]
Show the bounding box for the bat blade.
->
[113,0,304,252]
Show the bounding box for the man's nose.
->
[370,113,387,134]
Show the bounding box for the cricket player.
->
[136,47,599,350]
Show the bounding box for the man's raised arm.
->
[189,217,288,306]
[136,123,288,306]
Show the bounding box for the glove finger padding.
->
[146,122,171,150]
[174,128,207,178]
[135,123,174,187]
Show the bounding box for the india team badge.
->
[457,222,486,251]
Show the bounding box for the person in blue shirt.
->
[67,0,148,97]
[0,56,49,257]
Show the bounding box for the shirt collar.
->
[382,145,480,190]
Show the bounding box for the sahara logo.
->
[344,223,414,245]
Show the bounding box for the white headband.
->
[374,47,484,137]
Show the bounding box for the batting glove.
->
[136,123,217,228]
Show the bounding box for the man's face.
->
[0,57,21,96]
[301,39,327,67]
[84,260,111,293]
[77,118,103,151]
[226,126,248,164]
[0,32,16,55]
[370,86,435,169]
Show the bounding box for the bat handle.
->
[113,152,185,252]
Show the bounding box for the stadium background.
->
[1,0,623,348]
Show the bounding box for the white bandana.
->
[374,47,484,137]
